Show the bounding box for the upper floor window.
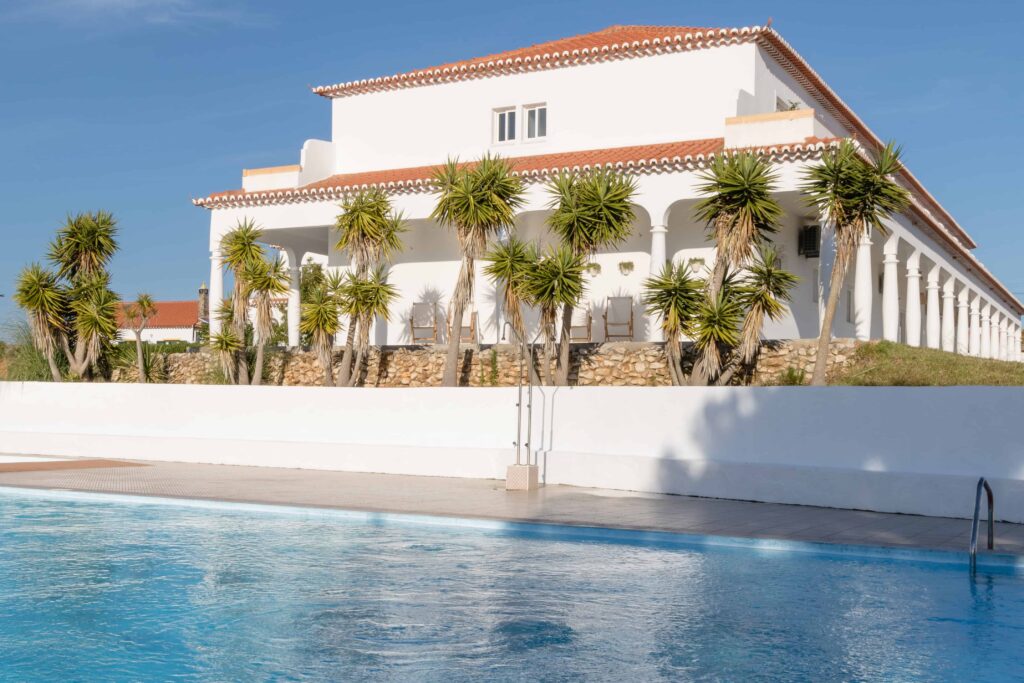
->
[525,104,547,140]
[494,108,516,143]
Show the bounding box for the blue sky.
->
[1,0,1021,332]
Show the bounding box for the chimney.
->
[198,282,209,324]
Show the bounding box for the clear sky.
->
[1,0,1021,333]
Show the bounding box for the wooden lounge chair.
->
[410,302,439,344]
[458,309,477,344]
[569,306,592,342]
[603,296,634,341]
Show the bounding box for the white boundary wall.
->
[2,382,1023,522]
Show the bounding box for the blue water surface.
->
[1,489,1023,681]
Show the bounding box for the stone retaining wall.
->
[115,339,859,387]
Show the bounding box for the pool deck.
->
[0,456,1022,558]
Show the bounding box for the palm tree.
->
[210,327,243,385]
[48,211,118,283]
[124,293,157,383]
[483,237,542,384]
[736,246,799,366]
[62,274,119,380]
[334,189,405,385]
[691,153,783,384]
[432,155,524,386]
[245,256,290,386]
[13,264,66,382]
[802,141,910,385]
[692,289,745,384]
[219,220,266,385]
[524,245,587,385]
[547,170,637,384]
[300,281,342,387]
[340,266,399,386]
[642,263,703,386]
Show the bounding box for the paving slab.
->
[0,456,1019,558]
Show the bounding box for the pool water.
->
[1,489,1023,681]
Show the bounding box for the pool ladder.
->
[969,477,994,573]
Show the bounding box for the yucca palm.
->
[48,211,118,283]
[802,140,910,385]
[524,246,587,385]
[432,155,524,386]
[63,282,119,379]
[13,264,66,381]
[484,236,537,341]
[546,169,637,384]
[691,153,782,385]
[124,293,157,383]
[642,263,703,386]
[300,283,342,387]
[245,256,290,386]
[694,153,783,297]
[484,237,541,384]
[334,189,406,386]
[736,246,799,365]
[210,328,244,385]
[692,291,744,385]
[339,267,399,386]
[220,220,266,384]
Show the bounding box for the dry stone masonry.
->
[113,340,860,387]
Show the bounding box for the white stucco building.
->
[194,24,1023,360]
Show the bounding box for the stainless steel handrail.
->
[969,477,994,573]
[502,323,545,467]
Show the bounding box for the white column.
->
[209,248,224,338]
[817,220,836,327]
[853,232,873,341]
[981,304,991,358]
[998,317,1008,360]
[904,251,921,347]
[881,235,899,342]
[969,295,981,357]
[1016,325,1022,362]
[926,266,941,350]
[991,312,1002,360]
[955,288,969,355]
[941,277,955,353]
[648,224,668,343]
[284,248,301,348]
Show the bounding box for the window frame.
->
[493,106,517,145]
[523,103,548,142]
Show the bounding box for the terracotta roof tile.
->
[118,300,199,329]
[313,24,743,98]
[206,138,730,203]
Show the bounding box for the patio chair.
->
[458,308,477,344]
[603,296,634,341]
[410,302,439,344]
[569,306,592,342]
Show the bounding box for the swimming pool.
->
[1,488,1022,681]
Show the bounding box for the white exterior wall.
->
[117,327,196,343]
[5,381,1024,522]
[330,44,758,174]
[204,35,1022,349]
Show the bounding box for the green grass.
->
[832,341,1024,386]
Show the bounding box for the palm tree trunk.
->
[444,299,465,387]
[665,338,682,386]
[46,351,62,382]
[134,331,146,383]
[236,353,249,386]
[811,247,853,386]
[337,322,357,386]
[443,255,474,387]
[555,303,573,385]
[252,342,265,386]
